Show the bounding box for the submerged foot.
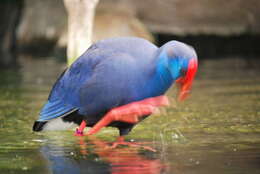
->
[74,128,84,136]
[74,120,87,136]
[110,136,157,152]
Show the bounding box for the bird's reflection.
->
[40,136,167,174]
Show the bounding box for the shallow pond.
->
[0,56,260,174]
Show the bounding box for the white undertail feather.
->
[43,117,78,131]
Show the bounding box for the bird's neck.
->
[149,53,174,95]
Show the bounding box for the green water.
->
[0,57,259,174]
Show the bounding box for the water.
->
[0,56,259,174]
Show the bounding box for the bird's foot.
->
[87,95,169,135]
[74,128,84,136]
[111,136,156,152]
[74,120,87,136]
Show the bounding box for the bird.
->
[33,37,198,146]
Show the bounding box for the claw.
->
[74,120,87,136]
[74,128,84,136]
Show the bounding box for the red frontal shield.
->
[177,58,198,101]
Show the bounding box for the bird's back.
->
[38,37,159,123]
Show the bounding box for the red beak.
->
[176,58,198,102]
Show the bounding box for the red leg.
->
[86,95,169,135]
[77,137,88,155]
[74,120,87,136]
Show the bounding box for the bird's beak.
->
[176,58,198,102]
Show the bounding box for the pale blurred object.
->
[63,0,99,65]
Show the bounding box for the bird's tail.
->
[33,100,78,131]
[33,121,48,131]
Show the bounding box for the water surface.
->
[0,56,259,174]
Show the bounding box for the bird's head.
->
[159,41,198,101]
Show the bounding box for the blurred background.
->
[2,0,260,65]
[0,0,260,174]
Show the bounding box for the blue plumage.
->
[33,37,197,134]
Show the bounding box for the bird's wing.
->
[77,52,147,117]
[37,45,110,121]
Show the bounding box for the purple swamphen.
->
[33,37,198,144]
